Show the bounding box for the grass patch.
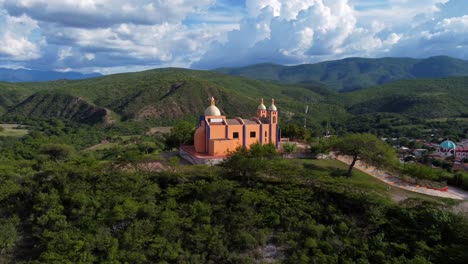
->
[300,159,387,190]
[291,159,457,205]
[0,124,29,137]
[86,142,118,151]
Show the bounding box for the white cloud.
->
[2,0,215,27]
[84,53,95,60]
[58,47,72,61]
[1,0,468,72]
[195,0,382,68]
[437,15,468,32]
[0,13,41,60]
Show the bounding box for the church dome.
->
[440,140,456,149]
[258,98,266,110]
[204,97,221,116]
[268,99,277,111]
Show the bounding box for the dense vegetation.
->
[215,56,468,92]
[344,77,468,118]
[0,66,467,141]
[1,121,468,263]
[0,68,347,127]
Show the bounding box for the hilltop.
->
[215,56,468,92]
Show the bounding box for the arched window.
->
[273,116,277,123]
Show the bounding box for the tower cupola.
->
[257,98,267,118]
[268,98,277,111]
[258,98,267,110]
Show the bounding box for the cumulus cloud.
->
[0,13,41,60]
[0,0,467,73]
[2,0,215,28]
[195,0,385,68]
[382,0,468,59]
[195,0,468,69]
[0,0,221,72]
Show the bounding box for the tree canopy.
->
[332,133,397,177]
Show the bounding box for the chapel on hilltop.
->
[182,97,280,159]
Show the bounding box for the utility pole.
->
[304,105,309,128]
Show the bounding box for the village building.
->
[432,139,468,161]
[180,97,280,164]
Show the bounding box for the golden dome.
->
[204,97,221,116]
[268,99,277,111]
[258,98,266,110]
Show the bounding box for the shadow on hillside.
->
[303,163,327,171]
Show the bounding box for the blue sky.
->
[0,0,467,74]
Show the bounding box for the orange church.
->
[192,97,280,157]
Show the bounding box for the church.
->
[190,97,280,157]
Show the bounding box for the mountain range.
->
[0,68,347,125]
[0,68,101,83]
[0,67,467,127]
[215,56,468,92]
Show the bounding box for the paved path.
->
[335,155,468,200]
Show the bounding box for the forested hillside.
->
[216,56,468,92]
[0,121,467,263]
[344,77,468,118]
[0,68,347,126]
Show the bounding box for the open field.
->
[292,159,459,205]
[0,123,29,137]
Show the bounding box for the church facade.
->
[193,97,280,156]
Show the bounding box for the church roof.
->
[440,140,456,149]
[204,97,221,116]
[243,120,257,125]
[226,119,242,125]
[259,117,270,124]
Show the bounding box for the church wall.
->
[245,124,261,147]
[262,124,270,144]
[270,124,277,147]
[194,124,206,152]
[209,125,226,139]
[227,125,243,147]
[209,139,239,156]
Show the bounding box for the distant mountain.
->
[1,68,466,125]
[0,68,346,125]
[215,56,468,92]
[344,76,468,118]
[0,68,101,82]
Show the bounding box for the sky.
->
[0,0,467,74]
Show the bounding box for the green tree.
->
[39,144,75,161]
[282,124,311,141]
[221,143,278,182]
[165,121,195,149]
[0,217,19,255]
[332,133,396,177]
[283,143,297,154]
